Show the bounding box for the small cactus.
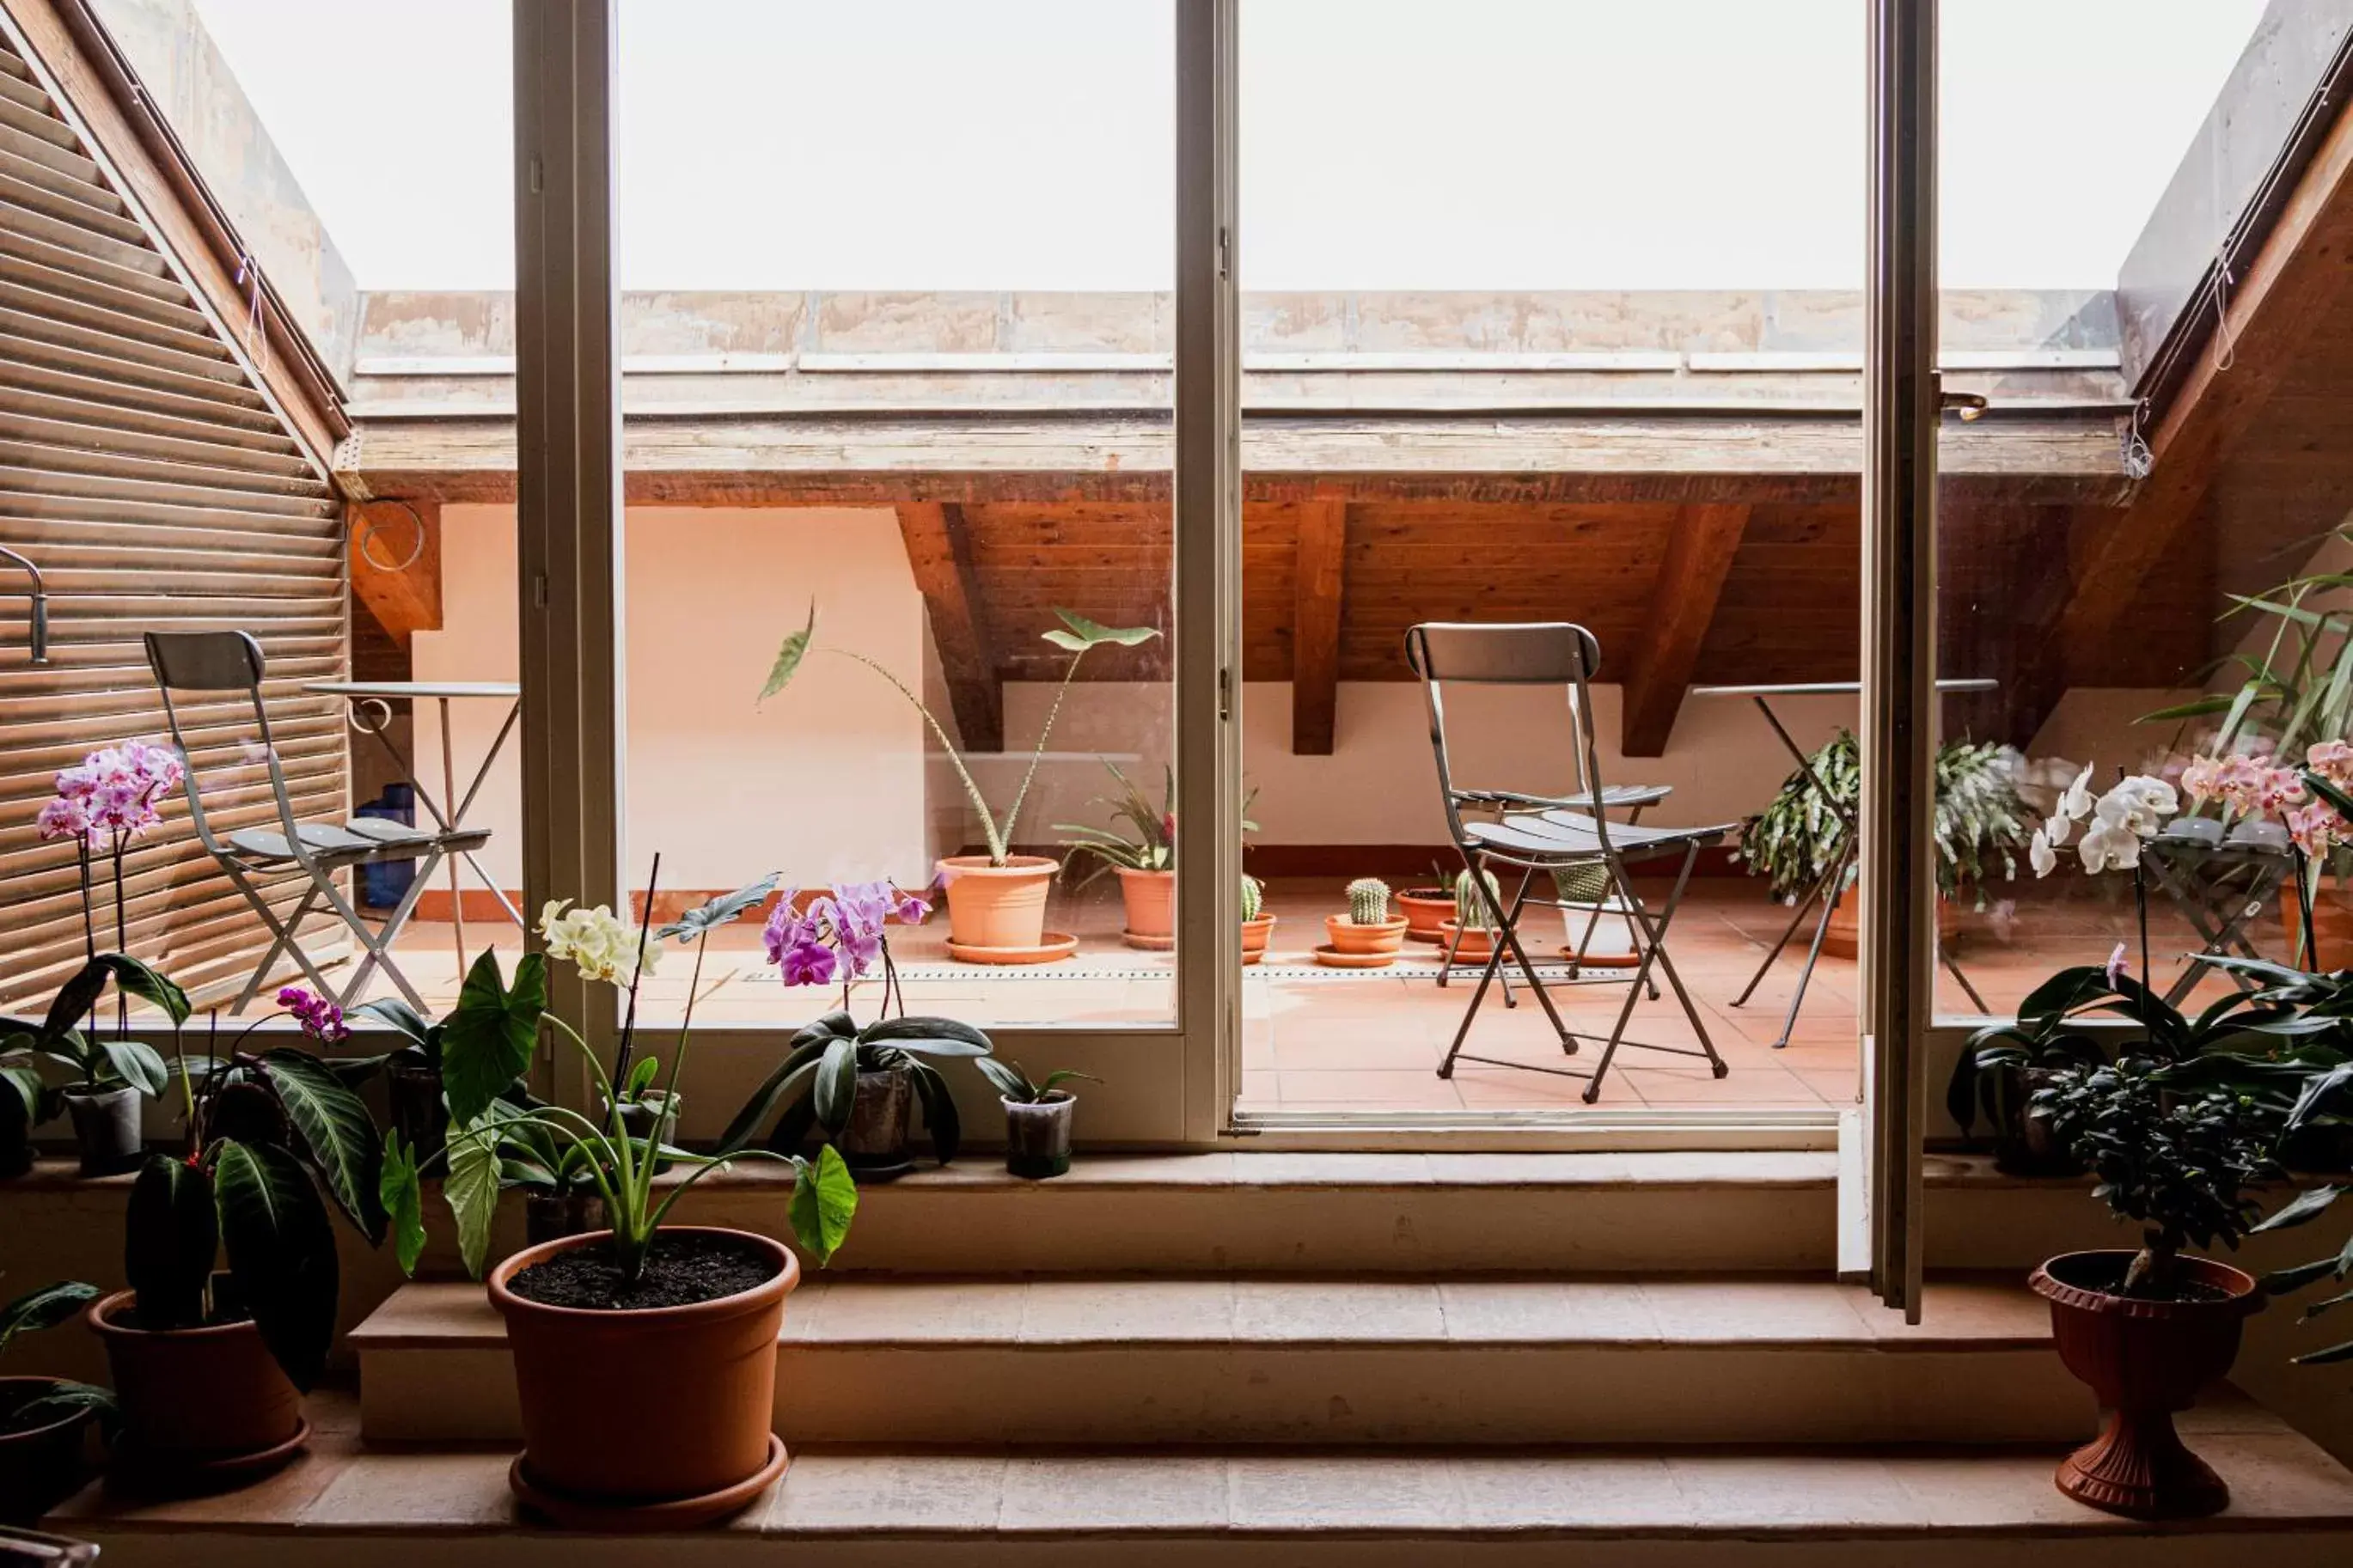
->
[1453,867,1503,931]
[1240,874,1264,922]
[1345,876,1392,925]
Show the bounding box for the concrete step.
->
[352,1272,2089,1446]
[46,1390,2353,1567]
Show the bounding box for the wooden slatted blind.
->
[0,27,347,1010]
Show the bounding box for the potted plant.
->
[94,985,390,1483]
[728,880,995,1180]
[2024,1047,2276,1518]
[1058,761,1176,949]
[1,1281,113,1524]
[1,956,180,1175]
[1738,732,2027,957]
[1396,867,1456,944]
[1439,867,1504,962]
[382,879,862,1528]
[1553,863,1637,968]
[763,603,1158,961]
[1240,875,1276,964]
[2256,1047,2353,1370]
[977,1060,1099,1179]
[1320,877,1408,967]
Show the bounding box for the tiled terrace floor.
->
[260,874,2258,1119]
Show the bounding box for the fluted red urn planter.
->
[2029,1250,2263,1519]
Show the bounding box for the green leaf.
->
[975,1057,1031,1101]
[713,1039,826,1156]
[623,1054,661,1100]
[860,1015,995,1058]
[0,1280,100,1357]
[655,875,780,943]
[906,1059,961,1164]
[1036,1070,1100,1098]
[10,1381,117,1441]
[786,1144,859,1266]
[45,956,189,1040]
[261,1049,387,1244]
[2254,1184,2344,1234]
[758,601,818,703]
[125,1153,214,1330]
[213,1138,339,1391]
[380,1133,425,1278]
[2294,1337,2353,1364]
[1040,608,1160,652]
[1,1062,45,1121]
[350,998,438,1052]
[95,1039,169,1097]
[439,950,545,1125]
[443,1111,507,1282]
[813,1035,859,1134]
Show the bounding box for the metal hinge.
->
[1217,226,1232,283]
[1219,666,1233,720]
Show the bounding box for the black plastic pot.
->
[386,1059,448,1165]
[1003,1094,1074,1179]
[63,1085,142,1177]
[523,1190,608,1248]
[1991,1065,2082,1178]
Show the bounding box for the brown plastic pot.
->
[2029,1250,2262,1519]
[489,1226,798,1506]
[1239,914,1277,965]
[1396,888,1453,943]
[89,1291,303,1466]
[837,1065,914,1176]
[936,856,1059,953]
[1115,867,1176,949]
[1324,914,1408,956]
[0,1376,93,1525]
[525,1190,608,1248]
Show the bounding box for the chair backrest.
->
[1404,621,1616,856]
[144,631,305,859]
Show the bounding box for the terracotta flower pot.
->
[1239,914,1277,965]
[489,1226,798,1510]
[1439,920,1500,961]
[2281,888,2353,970]
[63,1085,142,1177]
[1004,1093,1075,1179]
[1397,888,1454,943]
[89,1290,303,1470]
[1324,914,1409,956]
[2029,1250,2263,1519]
[1115,867,1176,949]
[937,855,1062,959]
[0,1376,94,1525]
[1819,894,1959,961]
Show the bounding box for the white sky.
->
[191,0,2267,293]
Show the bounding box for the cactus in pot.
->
[1445,866,1507,961]
[1325,876,1406,963]
[1346,878,1392,924]
[1240,875,1263,922]
[1240,875,1275,965]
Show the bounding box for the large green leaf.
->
[9,1381,117,1440]
[860,1015,995,1058]
[439,950,546,1125]
[713,1038,826,1156]
[812,1035,859,1134]
[656,875,781,943]
[0,1280,100,1355]
[1,1061,44,1121]
[261,1049,387,1243]
[1040,608,1160,652]
[379,1132,425,1277]
[2254,1184,2344,1235]
[786,1144,859,1266]
[213,1138,339,1391]
[350,997,437,1050]
[757,601,819,703]
[43,955,189,1040]
[905,1059,961,1164]
[443,1110,509,1281]
[98,1038,169,1097]
[125,1153,215,1330]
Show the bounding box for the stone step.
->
[352,1273,2089,1447]
[46,1391,2353,1567]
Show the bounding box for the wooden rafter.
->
[893,500,1002,753]
[1290,499,1348,754]
[1620,503,1748,756]
[347,499,441,650]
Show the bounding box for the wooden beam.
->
[1291,499,1348,753]
[346,499,440,650]
[1620,503,1749,756]
[2061,79,2353,651]
[894,501,1002,753]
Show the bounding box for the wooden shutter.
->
[0,26,348,1009]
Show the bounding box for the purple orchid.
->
[763,878,928,1010]
[278,985,350,1045]
[763,892,840,988]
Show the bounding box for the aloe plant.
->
[761,603,1159,866]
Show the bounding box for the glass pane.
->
[1933,0,2276,1028]
[1236,0,1864,1117]
[615,1,1177,1030]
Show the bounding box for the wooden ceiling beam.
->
[345,498,440,650]
[1619,503,1749,756]
[893,500,1002,753]
[1290,499,1348,754]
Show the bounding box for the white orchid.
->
[2077,816,2144,874]
[2093,776,2177,838]
[2025,762,2176,877]
[537,898,658,988]
[2057,762,2096,823]
[2028,830,2057,877]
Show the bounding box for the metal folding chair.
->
[1408,622,1736,1103]
[145,631,487,1014]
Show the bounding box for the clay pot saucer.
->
[1560,945,1639,969]
[1120,930,1175,952]
[944,930,1080,966]
[108,1417,310,1497]
[510,1433,787,1532]
[1313,943,1399,969]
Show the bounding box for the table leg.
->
[440,697,466,976]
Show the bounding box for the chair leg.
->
[336,852,442,1011]
[229,870,332,1015]
[1580,846,1720,1103]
